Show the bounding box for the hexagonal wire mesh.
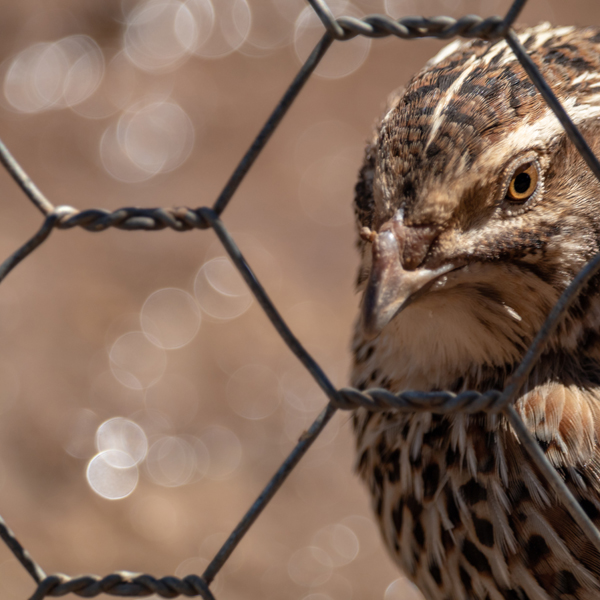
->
[1,0,600,597]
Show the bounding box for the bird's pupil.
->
[514,172,531,194]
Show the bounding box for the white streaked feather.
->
[424,504,445,567]
[479,99,600,168]
[488,486,519,555]
[424,56,478,150]
[427,39,463,67]
[521,462,551,507]
[512,564,554,600]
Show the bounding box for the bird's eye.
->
[506,162,539,202]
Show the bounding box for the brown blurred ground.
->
[0,1,599,599]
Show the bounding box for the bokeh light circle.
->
[145,435,201,487]
[193,0,251,58]
[238,0,293,56]
[87,450,139,500]
[4,35,104,113]
[95,417,148,465]
[100,99,195,183]
[141,288,201,349]
[123,100,195,173]
[294,3,370,79]
[312,524,359,567]
[341,515,381,559]
[194,257,253,320]
[384,577,424,600]
[109,331,167,389]
[124,0,199,72]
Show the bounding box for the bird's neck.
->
[352,307,524,394]
[352,291,600,395]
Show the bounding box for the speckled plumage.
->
[352,24,600,600]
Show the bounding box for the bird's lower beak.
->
[361,230,454,339]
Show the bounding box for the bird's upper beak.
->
[361,227,454,339]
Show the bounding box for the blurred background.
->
[0,1,598,599]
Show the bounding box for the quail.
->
[352,23,600,600]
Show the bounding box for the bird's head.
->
[355,24,600,372]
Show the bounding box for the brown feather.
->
[353,24,600,600]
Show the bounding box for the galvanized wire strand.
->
[501,0,529,33]
[306,0,345,38]
[202,404,337,585]
[29,572,215,600]
[335,248,600,554]
[0,213,57,285]
[336,249,600,416]
[0,139,54,216]
[335,14,503,40]
[198,208,342,582]
[500,252,600,422]
[3,0,600,597]
[500,251,600,553]
[201,209,339,401]
[498,28,600,552]
[506,29,600,185]
[305,0,527,41]
[55,206,210,231]
[0,515,46,584]
[335,387,506,413]
[503,405,600,554]
[212,33,333,216]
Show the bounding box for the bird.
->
[351,23,600,600]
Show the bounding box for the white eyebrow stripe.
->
[422,23,568,152]
[424,56,478,150]
[479,98,600,167]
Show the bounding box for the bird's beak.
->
[361,230,454,339]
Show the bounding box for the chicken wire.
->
[0,0,599,597]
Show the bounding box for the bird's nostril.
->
[392,223,438,270]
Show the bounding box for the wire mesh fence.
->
[1,0,600,598]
